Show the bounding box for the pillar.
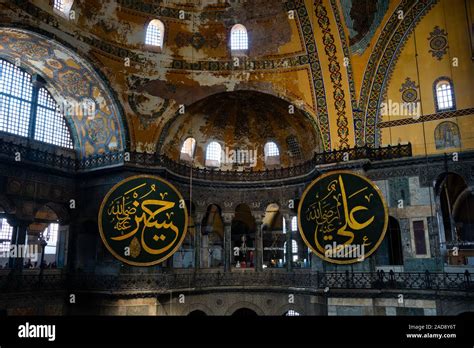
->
[284,214,292,272]
[223,218,232,272]
[8,220,29,271]
[254,216,263,272]
[194,214,202,270]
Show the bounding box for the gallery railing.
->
[1,270,471,293]
[0,136,413,181]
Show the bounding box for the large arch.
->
[0,27,128,156]
[225,301,265,316]
[156,90,324,166]
[358,0,438,147]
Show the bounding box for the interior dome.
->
[161,91,323,170]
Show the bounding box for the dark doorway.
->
[232,308,258,316]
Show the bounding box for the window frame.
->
[53,0,74,19]
[145,19,165,51]
[180,137,196,162]
[264,141,280,166]
[433,77,456,112]
[205,141,222,168]
[0,58,75,149]
[230,24,249,53]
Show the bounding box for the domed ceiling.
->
[161,91,322,170]
[1,0,470,158]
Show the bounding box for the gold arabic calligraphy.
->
[106,182,180,257]
[305,175,373,255]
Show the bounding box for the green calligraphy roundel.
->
[98,175,188,266]
[298,171,388,264]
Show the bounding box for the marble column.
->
[223,218,232,273]
[194,214,202,270]
[254,216,263,272]
[284,214,292,272]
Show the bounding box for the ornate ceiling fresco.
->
[0,0,471,158]
[160,91,322,169]
[0,27,127,156]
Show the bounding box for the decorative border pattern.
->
[330,0,357,141]
[314,0,349,149]
[364,0,437,147]
[357,0,413,145]
[285,0,331,150]
[117,0,193,21]
[0,28,127,156]
[378,108,473,128]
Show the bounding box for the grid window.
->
[205,141,222,167]
[231,24,248,50]
[0,218,13,253]
[264,141,280,157]
[35,88,73,148]
[54,0,65,12]
[180,137,196,159]
[286,310,300,316]
[146,20,164,48]
[0,59,33,136]
[291,216,297,232]
[283,240,298,262]
[286,135,302,159]
[292,240,298,254]
[436,82,454,110]
[44,223,59,255]
[0,58,73,149]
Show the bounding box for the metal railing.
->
[1,269,470,294]
[0,136,413,181]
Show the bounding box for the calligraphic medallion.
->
[298,171,388,264]
[98,175,188,266]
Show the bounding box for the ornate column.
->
[254,215,263,272]
[194,214,202,270]
[223,213,232,273]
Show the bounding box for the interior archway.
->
[0,27,128,156]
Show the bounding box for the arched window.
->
[291,216,297,232]
[205,141,222,167]
[434,77,455,112]
[264,141,280,166]
[0,218,13,253]
[44,223,59,255]
[230,24,248,51]
[0,59,73,148]
[180,137,196,162]
[285,310,301,316]
[145,19,165,48]
[53,0,74,18]
[284,240,298,262]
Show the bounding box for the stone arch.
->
[232,203,256,268]
[180,303,215,316]
[156,90,324,157]
[358,0,438,147]
[0,194,15,215]
[276,303,305,316]
[201,204,224,268]
[0,27,129,156]
[225,301,265,316]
